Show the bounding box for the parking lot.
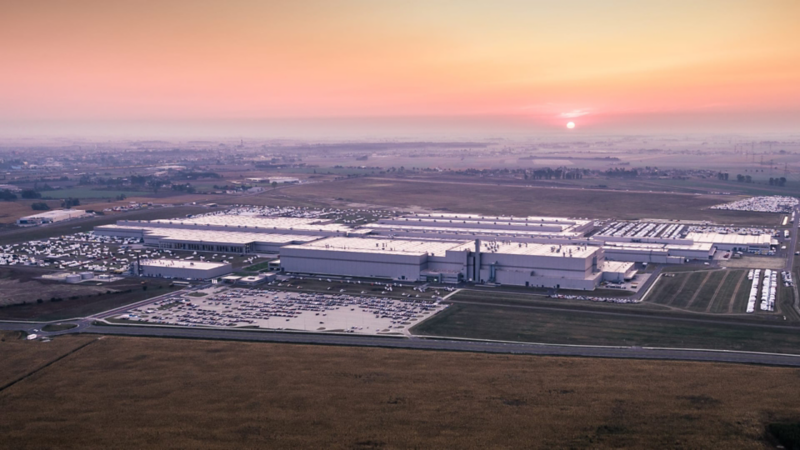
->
[116,286,448,335]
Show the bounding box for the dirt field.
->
[0,268,112,307]
[231,178,783,226]
[1,335,799,449]
[0,200,64,225]
[0,331,96,388]
[0,268,180,321]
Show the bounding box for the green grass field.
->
[732,276,754,313]
[710,270,744,313]
[646,269,784,316]
[649,273,687,305]
[41,188,143,199]
[412,303,800,354]
[689,271,725,311]
[671,272,707,308]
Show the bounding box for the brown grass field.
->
[0,268,180,321]
[231,177,782,226]
[1,334,799,449]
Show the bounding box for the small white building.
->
[136,259,232,279]
[17,209,90,226]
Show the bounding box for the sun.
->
[566,122,575,129]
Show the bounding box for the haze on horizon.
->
[2,0,799,139]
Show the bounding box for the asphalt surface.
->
[4,315,800,367]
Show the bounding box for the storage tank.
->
[80,272,94,280]
[65,274,82,284]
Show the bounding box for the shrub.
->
[769,423,800,450]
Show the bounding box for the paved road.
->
[4,319,800,368]
[785,206,799,272]
[787,206,800,316]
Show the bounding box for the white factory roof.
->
[100,225,322,245]
[282,236,468,257]
[685,232,772,246]
[602,241,713,251]
[450,241,599,259]
[140,259,231,270]
[148,215,356,233]
[20,209,87,220]
[407,213,587,225]
[602,261,636,273]
[366,223,584,238]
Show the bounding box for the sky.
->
[1,0,799,138]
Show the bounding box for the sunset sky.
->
[2,0,799,137]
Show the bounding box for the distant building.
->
[17,209,90,227]
[136,259,232,279]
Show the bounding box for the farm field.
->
[40,188,141,199]
[0,331,95,388]
[411,302,800,354]
[2,334,800,449]
[231,177,783,226]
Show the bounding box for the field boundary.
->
[706,271,730,313]
[412,334,800,360]
[0,337,99,394]
[686,270,713,309]
[728,271,747,313]
[668,272,693,306]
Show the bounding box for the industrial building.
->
[601,242,714,264]
[369,213,592,242]
[280,236,627,290]
[594,221,774,254]
[91,210,781,289]
[136,259,233,279]
[17,209,90,226]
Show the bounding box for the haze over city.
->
[2,0,800,137]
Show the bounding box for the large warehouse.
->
[92,210,780,289]
[280,236,626,290]
[369,213,592,242]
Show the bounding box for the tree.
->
[147,179,165,193]
[0,190,17,201]
[31,202,50,211]
[20,189,41,199]
[271,181,278,188]
[62,198,80,208]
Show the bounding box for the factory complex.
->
[93,210,782,289]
